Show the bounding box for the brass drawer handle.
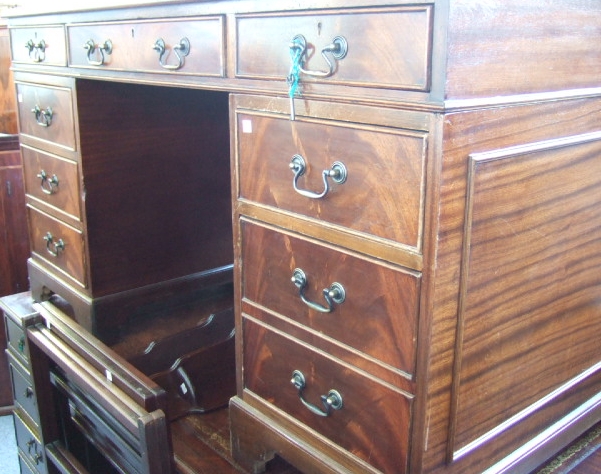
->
[33,451,44,465]
[26,438,36,454]
[25,39,46,63]
[31,105,53,127]
[287,34,347,120]
[291,268,345,313]
[153,37,190,71]
[289,154,347,199]
[291,370,343,417]
[37,169,59,195]
[43,232,65,257]
[289,34,348,79]
[83,38,112,66]
[26,438,43,465]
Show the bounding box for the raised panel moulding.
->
[450,131,601,460]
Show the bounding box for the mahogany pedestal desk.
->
[5,1,601,473]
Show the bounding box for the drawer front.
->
[236,5,433,92]
[14,413,48,474]
[10,26,67,66]
[6,315,29,363]
[243,318,412,473]
[28,207,86,287]
[236,110,427,251]
[19,455,37,474]
[16,82,76,152]
[22,145,81,220]
[241,220,419,375]
[67,17,224,76]
[9,355,40,427]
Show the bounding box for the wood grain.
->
[236,110,427,252]
[242,317,412,474]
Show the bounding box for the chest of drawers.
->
[1,292,48,474]
[5,1,601,473]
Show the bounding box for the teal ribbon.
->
[288,44,303,98]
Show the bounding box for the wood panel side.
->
[421,97,601,474]
[453,133,601,455]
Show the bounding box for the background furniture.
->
[1,292,46,473]
[0,19,29,414]
[4,1,601,473]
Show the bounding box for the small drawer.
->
[28,207,86,288]
[22,145,81,221]
[243,318,412,473]
[240,220,419,376]
[67,17,224,76]
[16,82,76,152]
[236,5,433,92]
[10,26,67,66]
[14,413,48,474]
[9,354,40,427]
[235,107,428,252]
[6,315,29,362]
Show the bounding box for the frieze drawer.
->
[242,317,412,473]
[235,5,433,92]
[10,25,67,66]
[16,81,77,153]
[22,144,81,223]
[240,219,420,377]
[67,17,225,76]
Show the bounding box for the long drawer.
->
[28,206,86,288]
[235,104,428,252]
[240,219,420,377]
[21,144,81,222]
[235,5,433,93]
[242,317,412,474]
[67,17,225,76]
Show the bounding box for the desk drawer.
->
[16,82,76,152]
[240,220,419,375]
[243,318,412,473]
[67,17,224,76]
[19,454,37,474]
[236,5,433,92]
[22,145,81,221]
[6,314,29,363]
[28,207,86,287]
[14,413,48,474]
[236,108,428,251]
[9,353,40,428]
[10,26,67,66]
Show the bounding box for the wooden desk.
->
[4,1,601,473]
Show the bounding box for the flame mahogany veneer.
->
[4,1,601,473]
